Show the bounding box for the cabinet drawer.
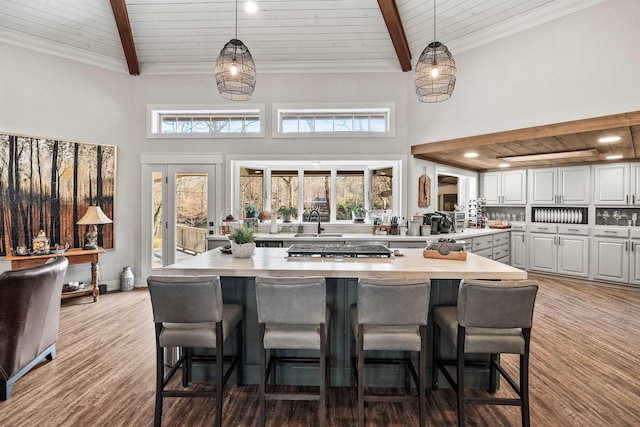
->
[492,232,510,246]
[474,248,493,259]
[492,243,510,260]
[511,222,527,231]
[557,225,590,236]
[529,224,557,233]
[472,235,493,251]
[593,227,629,238]
[496,255,510,265]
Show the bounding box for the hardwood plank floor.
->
[1,275,639,426]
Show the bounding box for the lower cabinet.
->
[529,225,589,278]
[593,236,629,283]
[470,232,510,263]
[510,231,526,269]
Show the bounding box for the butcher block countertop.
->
[164,247,527,281]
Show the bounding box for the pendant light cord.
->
[432,0,437,63]
[235,0,238,39]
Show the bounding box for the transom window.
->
[160,113,260,134]
[147,104,265,138]
[273,104,394,138]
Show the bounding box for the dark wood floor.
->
[1,274,639,426]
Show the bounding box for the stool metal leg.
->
[319,324,327,427]
[457,325,466,427]
[154,326,164,427]
[215,322,224,427]
[522,329,531,427]
[419,324,427,427]
[259,324,266,427]
[357,324,365,427]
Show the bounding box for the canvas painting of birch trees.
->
[0,133,116,256]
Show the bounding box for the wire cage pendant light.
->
[215,0,256,101]
[414,0,456,103]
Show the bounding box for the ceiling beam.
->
[377,0,412,72]
[412,111,640,156]
[110,0,140,76]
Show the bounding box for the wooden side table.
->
[3,247,106,302]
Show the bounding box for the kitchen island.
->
[163,247,527,387]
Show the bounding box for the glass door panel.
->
[169,165,216,266]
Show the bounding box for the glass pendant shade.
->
[215,39,256,101]
[415,41,456,103]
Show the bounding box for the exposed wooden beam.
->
[110,0,140,76]
[377,0,412,72]
[411,111,640,156]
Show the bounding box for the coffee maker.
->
[435,211,454,234]
[423,213,442,235]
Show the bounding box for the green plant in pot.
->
[243,203,257,218]
[352,205,367,223]
[229,224,257,258]
[277,206,298,223]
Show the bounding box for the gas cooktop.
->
[286,244,393,258]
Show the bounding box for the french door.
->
[141,161,219,278]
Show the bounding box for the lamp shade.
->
[77,205,113,225]
[215,39,256,101]
[414,41,457,103]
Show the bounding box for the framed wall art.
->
[0,133,116,256]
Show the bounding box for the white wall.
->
[408,0,640,145]
[0,43,138,288]
[1,0,639,283]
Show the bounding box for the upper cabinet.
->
[480,170,526,205]
[529,166,590,205]
[593,163,640,205]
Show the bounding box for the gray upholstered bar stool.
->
[350,277,431,427]
[147,275,243,427]
[254,276,329,427]
[432,279,539,427]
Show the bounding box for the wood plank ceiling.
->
[0,0,604,75]
[411,111,640,172]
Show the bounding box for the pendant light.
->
[215,0,256,101]
[414,0,456,103]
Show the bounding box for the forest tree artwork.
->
[0,133,116,256]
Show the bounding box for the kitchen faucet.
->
[309,209,324,235]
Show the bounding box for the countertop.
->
[206,225,517,243]
[164,247,527,280]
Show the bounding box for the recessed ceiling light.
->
[464,152,478,158]
[599,136,621,143]
[245,1,258,13]
[606,154,623,160]
[498,163,510,168]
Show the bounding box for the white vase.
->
[231,241,255,258]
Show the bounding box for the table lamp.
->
[77,205,113,250]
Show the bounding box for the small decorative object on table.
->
[423,238,467,260]
[229,224,257,258]
[351,205,367,223]
[32,230,50,254]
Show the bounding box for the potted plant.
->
[229,224,257,258]
[352,205,367,223]
[244,203,257,218]
[278,206,298,223]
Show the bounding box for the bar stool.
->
[432,279,539,427]
[350,277,431,427]
[254,276,329,427]
[147,275,243,427]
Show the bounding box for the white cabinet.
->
[629,239,640,286]
[529,231,556,273]
[593,227,630,283]
[593,163,640,205]
[529,166,590,205]
[480,170,526,205]
[469,233,510,262]
[593,238,629,282]
[557,234,590,277]
[510,231,526,269]
[529,224,589,277]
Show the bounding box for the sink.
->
[293,233,343,238]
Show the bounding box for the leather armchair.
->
[0,256,68,400]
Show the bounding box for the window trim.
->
[147,104,266,139]
[228,158,403,224]
[271,103,395,138]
